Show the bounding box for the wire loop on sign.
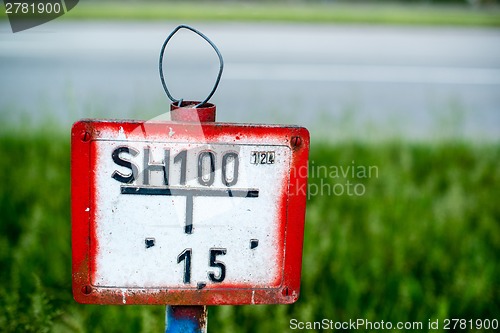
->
[159,25,224,108]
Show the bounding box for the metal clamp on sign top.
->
[159,25,224,108]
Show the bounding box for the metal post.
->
[165,306,207,333]
[165,101,216,333]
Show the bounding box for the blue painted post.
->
[165,306,207,333]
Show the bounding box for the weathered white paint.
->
[92,140,291,289]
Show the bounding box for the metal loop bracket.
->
[159,25,224,108]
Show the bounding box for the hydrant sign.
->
[72,120,309,305]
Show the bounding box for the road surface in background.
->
[1,21,499,141]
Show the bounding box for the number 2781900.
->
[5,2,62,14]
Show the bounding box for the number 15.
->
[177,248,227,284]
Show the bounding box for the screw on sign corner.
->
[80,131,91,142]
[82,285,92,295]
[282,287,290,296]
[291,136,302,149]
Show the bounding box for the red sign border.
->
[72,120,309,305]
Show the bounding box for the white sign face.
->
[91,140,292,290]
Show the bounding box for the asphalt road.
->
[1,21,499,141]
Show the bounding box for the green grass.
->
[0,131,498,332]
[2,2,500,27]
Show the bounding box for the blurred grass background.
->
[0,129,498,332]
[63,1,500,27]
[1,0,500,26]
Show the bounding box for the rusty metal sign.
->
[72,119,309,305]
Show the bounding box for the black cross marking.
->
[121,185,259,234]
